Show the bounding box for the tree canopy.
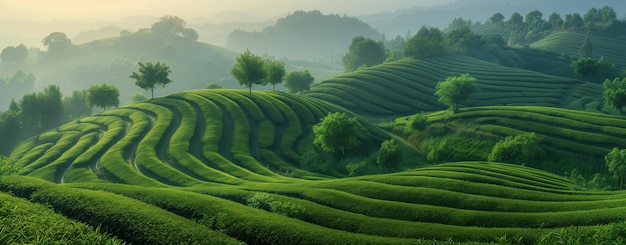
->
[434,73,480,113]
[606,148,626,189]
[284,70,314,93]
[404,26,445,58]
[264,59,286,91]
[87,84,120,110]
[313,112,361,159]
[342,36,386,72]
[1,44,28,63]
[130,61,173,99]
[230,50,266,97]
[603,77,626,114]
[42,32,72,58]
[488,132,545,164]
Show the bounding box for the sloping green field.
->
[9,89,402,186]
[531,32,626,67]
[425,106,626,158]
[4,161,626,244]
[307,55,605,117]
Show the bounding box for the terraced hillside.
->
[393,106,626,175]
[531,32,626,67]
[8,89,416,185]
[4,161,626,244]
[307,55,606,117]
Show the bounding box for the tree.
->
[151,15,186,37]
[524,10,545,29]
[130,61,173,99]
[130,92,149,104]
[405,26,445,58]
[548,12,564,29]
[571,57,598,80]
[434,73,480,113]
[507,12,524,30]
[42,32,72,58]
[579,33,593,58]
[489,13,505,25]
[230,50,266,97]
[62,90,92,120]
[264,59,286,91]
[87,84,120,110]
[376,139,402,170]
[603,77,626,114]
[313,112,361,159]
[20,85,63,134]
[342,36,386,72]
[605,148,626,189]
[564,13,584,30]
[1,44,28,63]
[488,132,545,164]
[284,70,314,93]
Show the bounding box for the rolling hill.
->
[9,89,417,185]
[3,37,626,243]
[307,55,608,118]
[4,161,626,244]
[531,31,626,68]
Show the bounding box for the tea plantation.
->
[3,55,626,244]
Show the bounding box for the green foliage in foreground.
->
[0,176,241,245]
[0,192,124,245]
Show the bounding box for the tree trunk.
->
[249,86,252,98]
[621,175,624,190]
[151,88,154,99]
[273,84,275,91]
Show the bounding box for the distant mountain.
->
[225,10,382,62]
[361,0,626,37]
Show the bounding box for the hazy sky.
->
[0,0,453,22]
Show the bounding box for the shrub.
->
[346,161,367,176]
[246,192,306,219]
[300,150,332,174]
[0,156,20,176]
[376,139,402,170]
[405,113,429,132]
[488,132,545,164]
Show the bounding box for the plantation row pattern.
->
[9,89,389,186]
[307,55,604,117]
[4,162,626,244]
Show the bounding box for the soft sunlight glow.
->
[0,0,453,22]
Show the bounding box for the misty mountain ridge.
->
[361,0,626,37]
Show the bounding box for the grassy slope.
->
[394,106,626,175]
[531,31,626,67]
[306,55,607,118]
[10,89,417,185]
[3,161,626,244]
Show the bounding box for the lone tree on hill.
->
[603,77,626,115]
[264,59,285,91]
[130,61,173,99]
[342,36,386,72]
[87,84,120,110]
[284,70,315,93]
[605,148,626,189]
[313,112,361,160]
[231,50,266,97]
[434,73,480,113]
